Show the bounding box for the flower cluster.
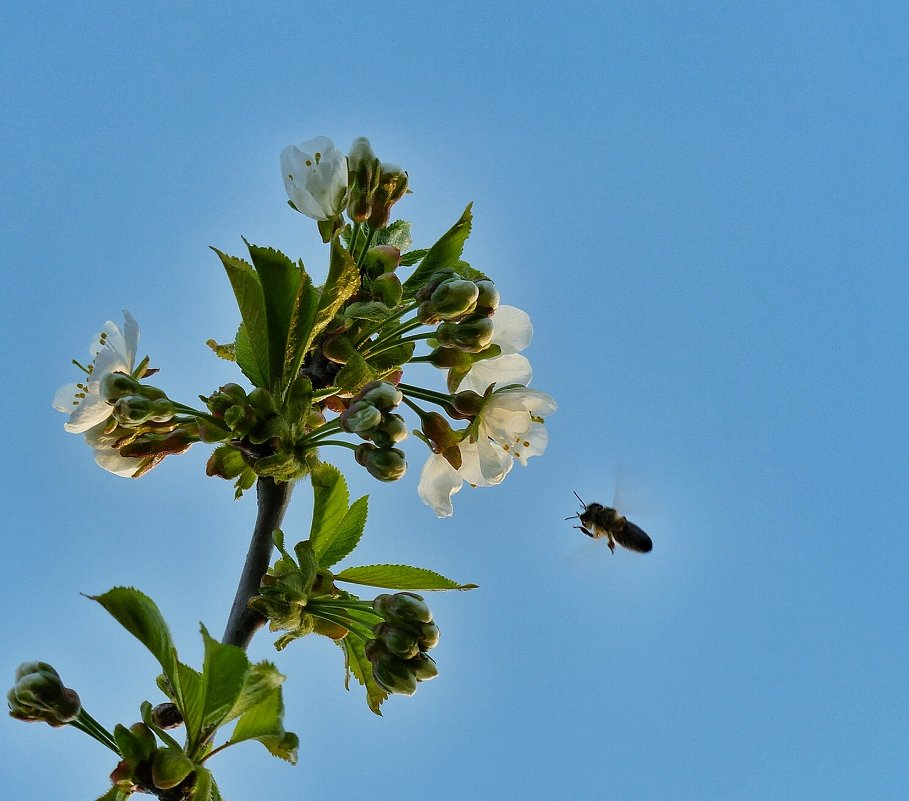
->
[53,134,554,518]
[365,593,440,696]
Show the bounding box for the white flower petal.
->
[53,383,84,413]
[458,353,532,394]
[473,438,514,485]
[491,305,532,354]
[488,387,557,416]
[64,394,114,433]
[511,421,548,466]
[84,423,143,477]
[280,137,348,220]
[418,453,463,517]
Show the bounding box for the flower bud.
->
[339,400,382,434]
[409,652,440,682]
[151,747,194,790]
[101,372,143,402]
[451,390,485,417]
[474,280,500,313]
[8,664,81,725]
[204,384,247,417]
[362,245,402,278]
[355,444,407,482]
[346,137,381,222]
[360,380,403,411]
[436,317,495,352]
[151,702,183,730]
[371,271,403,306]
[373,592,433,624]
[417,300,443,326]
[373,622,420,659]
[431,279,480,319]
[368,163,408,229]
[371,650,419,696]
[113,396,177,426]
[417,621,441,650]
[369,413,408,448]
[416,269,457,302]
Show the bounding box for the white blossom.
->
[52,311,139,434]
[280,136,348,221]
[83,421,144,477]
[457,305,533,393]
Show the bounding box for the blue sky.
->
[3,2,908,799]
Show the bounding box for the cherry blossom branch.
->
[222,477,294,649]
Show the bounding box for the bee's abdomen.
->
[614,521,653,553]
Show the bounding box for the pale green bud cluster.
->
[7,662,81,727]
[100,373,177,427]
[346,137,408,229]
[365,593,440,695]
[341,381,409,481]
[415,270,500,352]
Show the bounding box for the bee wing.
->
[613,520,653,553]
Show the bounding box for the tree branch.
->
[222,476,294,649]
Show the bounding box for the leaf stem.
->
[222,477,295,649]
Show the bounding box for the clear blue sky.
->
[3,3,908,799]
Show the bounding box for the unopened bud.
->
[360,381,403,411]
[340,400,382,434]
[451,390,485,417]
[151,747,194,790]
[409,652,440,682]
[373,622,420,660]
[370,413,408,448]
[436,317,494,352]
[113,396,177,426]
[368,163,408,229]
[362,245,402,278]
[373,592,433,624]
[101,372,143,402]
[8,663,81,725]
[431,279,480,319]
[474,280,500,313]
[371,650,419,696]
[151,702,183,730]
[355,444,407,482]
[347,137,381,222]
[417,300,443,326]
[417,621,441,650]
[371,271,403,306]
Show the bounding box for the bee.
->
[567,492,653,554]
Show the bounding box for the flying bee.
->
[567,492,653,554]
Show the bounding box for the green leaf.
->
[212,248,270,387]
[338,635,387,716]
[205,339,236,362]
[451,259,489,283]
[90,588,179,688]
[206,445,247,480]
[191,767,213,801]
[334,564,478,591]
[283,269,319,395]
[334,351,375,393]
[309,463,349,555]
[403,203,473,295]
[400,248,428,267]
[246,242,301,394]
[234,322,267,388]
[234,468,256,499]
[222,661,286,726]
[304,238,360,355]
[228,682,297,764]
[176,661,205,747]
[198,625,250,738]
[344,300,394,321]
[318,496,368,568]
[375,219,412,251]
[93,788,125,801]
[367,341,415,373]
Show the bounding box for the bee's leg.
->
[574,525,596,539]
[606,533,616,554]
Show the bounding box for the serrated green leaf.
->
[283,270,319,396]
[93,788,124,801]
[198,625,250,740]
[334,564,478,591]
[206,445,247,480]
[317,495,368,568]
[222,661,286,726]
[205,339,236,362]
[335,351,375,393]
[227,683,297,763]
[367,341,415,373]
[309,463,349,553]
[400,248,428,267]
[246,242,301,394]
[234,323,267,388]
[176,661,204,747]
[234,467,256,499]
[403,203,473,295]
[344,300,394,321]
[213,248,270,386]
[190,767,213,801]
[338,635,387,715]
[303,238,360,355]
[375,219,412,251]
[451,259,489,282]
[90,588,179,689]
